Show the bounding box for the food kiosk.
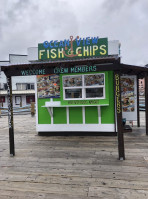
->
[36,37,115,133]
[2,36,148,160]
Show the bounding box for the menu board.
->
[63,74,104,87]
[63,75,82,87]
[121,77,135,112]
[84,74,104,86]
[37,74,60,98]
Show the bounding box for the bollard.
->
[31,102,35,117]
[0,103,2,118]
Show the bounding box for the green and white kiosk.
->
[2,35,148,160]
[36,37,115,133]
[36,70,115,132]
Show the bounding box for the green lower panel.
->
[101,71,115,124]
[85,106,98,124]
[53,107,67,124]
[101,106,114,123]
[38,99,51,124]
[69,107,83,124]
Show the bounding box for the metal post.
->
[7,76,15,156]
[31,102,35,117]
[114,72,125,160]
[137,75,140,127]
[145,73,148,135]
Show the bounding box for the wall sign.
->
[37,74,60,98]
[67,100,99,105]
[115,74,121,114]
[19,65,98,76]
[21,69,46,76]
[38,36,108,61]
[17,63,114,77]
[54,65,97,74]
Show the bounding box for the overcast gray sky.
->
[0,0,147,65]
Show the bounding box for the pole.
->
[145,73,148,135]
[31,102,35,117]
[7,76,15,156]
[114,71,125,160]
[137,75,140,127]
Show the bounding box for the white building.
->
[0,55,35,107]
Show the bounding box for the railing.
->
[139,104,145,111]
[139,97,145,111]
[0,103,36,116]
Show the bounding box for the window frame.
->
[27,83,34,90]
[0,96,5,103]
[63,73,105,100]
[15,96,22,105]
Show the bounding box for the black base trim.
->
[38,131,117,136]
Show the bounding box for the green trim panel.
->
[38,98,51,124]
[85,106,98,124]
[101,71,115,124]
[53,107,67,124]
[69,107,83,124]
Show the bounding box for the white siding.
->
[108,40,120,55]
[12,76,36,90]
[0,62,9,85]
[27,47,38,61]
[0,71,7,84]
[9,55,28,64]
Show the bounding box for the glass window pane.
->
[22,84,27,90]
[31,84,34,89]
[16,84,21,90]
[27,84,30,90]
[65,89,82,99]
[84,74,104,86]
[86,88,103,98]
[63,76,82,87]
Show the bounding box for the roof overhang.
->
[1,56,148,78]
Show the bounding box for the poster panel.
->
[84,74,104,86]
[63,75,82,87]
[37,74,60,98]
[121,75,137,121]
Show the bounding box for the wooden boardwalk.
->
[0,113,148,198]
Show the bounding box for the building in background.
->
[0,55,35,107]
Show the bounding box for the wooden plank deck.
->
[0,113,148,198]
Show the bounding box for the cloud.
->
[0,0,148,66]
[0,0,78,60]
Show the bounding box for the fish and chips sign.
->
[38,36,108,61]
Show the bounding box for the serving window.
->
[63,73,105,100]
